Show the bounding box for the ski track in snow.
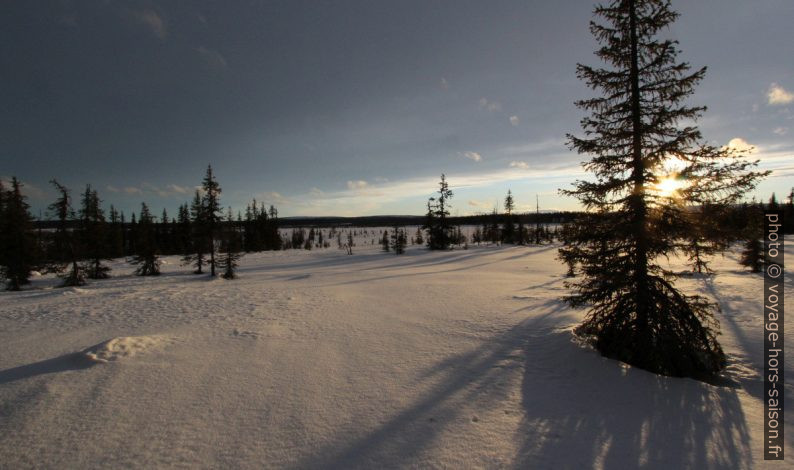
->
[0,237,792,469]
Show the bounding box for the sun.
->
[654,176,687,197]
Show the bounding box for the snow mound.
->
[82,335,170,363]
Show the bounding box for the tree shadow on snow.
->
[514,330,752,469]
[0,353,96,385]
[294,301,752,469]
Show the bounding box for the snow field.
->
[0,236,791,469]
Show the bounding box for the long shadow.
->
[294,299,752,469]
[315,256,515,288]
[0,353,96,385]
[514,331,751,469]
[291,304,576,469]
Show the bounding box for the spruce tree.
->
[176,203,192,259]
[424,174,453,250]
[220,207,243,279]
[391,226,406,254]
[502,190,516,244]
[1,178,37,290]
[739,203,764,273]
[422,200,435,247]
[201,165,222,276]
[183,190,207,274]
[130,203,161,275]
[79,186,111,279]
[489,208,500,245]
[107,205,124,258]
[48,180,85,286]
[561,0,767,378]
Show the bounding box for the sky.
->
[1,0,792,218]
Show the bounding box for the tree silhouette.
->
[202,165,222,276]
[79,185,111,279]
[220,207,243,279]
[48,180,85,287]
[130,203,161,276]
[0,178,38,290]
[561,0,767,378]
[424,174,453,250]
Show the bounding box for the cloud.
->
[260,191,289,205]
[461,151,482,162]
[725,137,756,154]
[165,184,190,195]
[773,127,788,136]
[347,180,369,190]
[509,160,529,169]
[112,183,192,198]
[478,98,502,112]
[440,77,449,90]
[509,115,520,126]
[767,83,794,105]
[130,9,167,39]
[309,187,325,197]
[196,47,227,69]
[468,200,491,208]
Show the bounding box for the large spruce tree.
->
[561,0,767,378]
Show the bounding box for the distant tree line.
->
[0,165,283,289]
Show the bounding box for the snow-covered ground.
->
[0,237,791,469]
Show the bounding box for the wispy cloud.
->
[440,77,449,90]
[478,97,502,112]
[509,115,520,126]
[130,9,166,39]
[254,191,289,206]
[109,182,193,198]
[165,184,191,195]
[196,47,227,69]
[773,127,788,136]
[509,160,529,169]
[467,199,492,208]
[347,180,369,190]
[767,83,794,105]
[460,151,482,162]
